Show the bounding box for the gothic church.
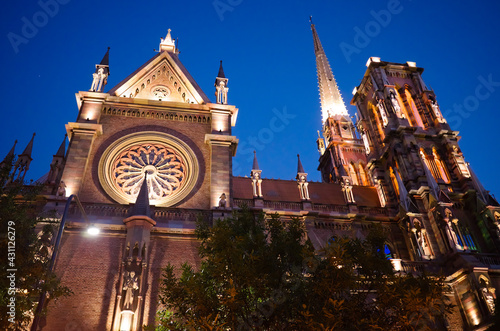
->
[6,24,500,330]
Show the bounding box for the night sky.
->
[1,0,500,198]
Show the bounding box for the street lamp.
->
[31,194,97,330]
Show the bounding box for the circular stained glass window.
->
[99,132,199,207]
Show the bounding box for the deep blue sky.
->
[1,0,500,198]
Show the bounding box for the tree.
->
[298,226,452,330]
[156,206,311,330]
[154,207,451,330]
[0,156,71,330]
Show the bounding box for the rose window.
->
[112,143,186,203]
[99,132,199,207]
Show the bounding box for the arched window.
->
[371,105,385,142]
[404,89,425,128]
[358,163,369,186]
[393,90,411,121]
[349,163,359,186]
[433,148,450,183]
[384,244,395,259]
[420,148,450,183]
[389,167,399,196]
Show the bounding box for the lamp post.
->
[31,194,97,331]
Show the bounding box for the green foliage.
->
[0,157,71,330]
[299,226,452,330]
[157,206,311,330]
[155,207,451,331]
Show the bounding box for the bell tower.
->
[351,58,500,260]
[311,22,367,186]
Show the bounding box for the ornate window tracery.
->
[99,132,199,206]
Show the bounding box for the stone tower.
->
[352,57,500,327]
[311,23,367,187]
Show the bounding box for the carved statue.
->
[494,212,500,238]
[56,180,66,197]
[122,271,139,310]
[251,171,263,197]
[341,178,355,203]
[479,277,496,314]
[412,220,432,259]
[444,219,463,251]
[430,100,445,122]
[218,193,227,208]
[389,92,404,118]
[361,131,371,155]
[375,179,386,207]
[377,101,389,126]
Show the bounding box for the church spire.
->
[159,28,176,53]
[296,154,310,201]
[311,21,348,123]
[0,140,17,170]
[3,140,17,162]
[251,151,263,198]
[55,134,67,157]
[297,154,305,173]
[21,133,35,158]
[252,150,260,170]
[12,133,35,182]
[215,60,229,104]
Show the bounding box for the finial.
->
[129,173,151,217]
[20,133,36,157]
[309,16,313,24]
[297,154,305,173]
[217,60,226,78]
[160,28,176,52]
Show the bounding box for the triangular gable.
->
[108,51,210,104]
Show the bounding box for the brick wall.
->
[43,231,200,330]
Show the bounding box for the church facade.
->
[9,25,500,330]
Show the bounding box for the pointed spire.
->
[20,133,35,158]
[55,134,67,157]
[297,154,305,173]
[252,151,260,170]
[217,60,226,78]
[100,47,110,66]
[160,28,176,52]
[311,21,348,123]
[4,140,17,161]
[129,174,151,218]
[215,60,229,104]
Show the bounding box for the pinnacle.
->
[55,134,67,157]
[252,151,260,171]
[100,47,110,66]
[297,154,305,173]
[129,173,151,218]
[20,133,35,158]
[217,60,226,78]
